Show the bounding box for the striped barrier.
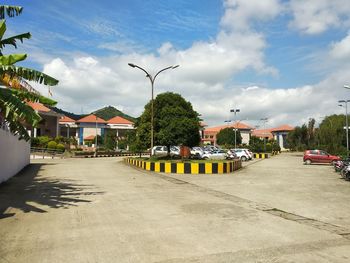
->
[124,158,242,174]
[253,153,269,159]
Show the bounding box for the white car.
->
[191,147,204,157]
[231,148,251,161]
[152,146,180,156]
[202,150,227,160]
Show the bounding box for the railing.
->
[30,147,64,159]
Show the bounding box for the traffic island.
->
[124,158,242,174]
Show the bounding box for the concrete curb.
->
[124,158,242,174]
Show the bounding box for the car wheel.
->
[305,159,312,165]
[203,156,208,160]
[241,156,247,161]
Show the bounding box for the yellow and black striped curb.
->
[253,153,269,159]
[124,158,242,174]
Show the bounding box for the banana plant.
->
[0,5,59,141]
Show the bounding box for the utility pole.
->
[230,108,240,149]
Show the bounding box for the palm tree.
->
[0,5,59,141]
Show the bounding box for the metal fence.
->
[30,147,64,159]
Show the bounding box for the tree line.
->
[286,115,348,155]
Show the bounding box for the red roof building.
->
[76,114,107,124]
[203,122,254,145]
[108,116,133,125]
[59,115,75,123]
[27,101,50,112]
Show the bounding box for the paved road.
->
[1,153,350,262]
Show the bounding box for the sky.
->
[7,0,350,128]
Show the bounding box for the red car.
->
[303,150,341,165]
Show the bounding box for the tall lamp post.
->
[338,100,350,156]
[260,117,268,152]
[128,63,179,155]
[230,108,240,149]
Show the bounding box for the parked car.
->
[303,150,341,165]
[231,148,251,161]
[191,147,204,158]
[202,149,227,160]
[152,146,180,156]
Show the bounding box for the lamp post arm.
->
[131,64,154,84]
[153,66,176,82]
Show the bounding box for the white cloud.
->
[36,0,350,129]
[289,0,350,34]
[221,0,283,31]
[330,32,350,60]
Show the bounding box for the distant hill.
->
[92,106,136,122]
[51,105,136,122]
[50,107,86,120]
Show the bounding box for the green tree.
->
[0,5,58,141]
[315,115,346,155]
[104,129,117,150]
[216,127,242,148]
[136,92,201,153]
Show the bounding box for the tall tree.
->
[136,92,201,152]
[216,127,242,147]
[0,5,58,141]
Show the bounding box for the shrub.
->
[31,137,40,147]
[38,136,51,148]
[56,143,65,152]
[47,141,57,150]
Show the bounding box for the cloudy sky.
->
[7,0,350,128]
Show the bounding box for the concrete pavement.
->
[1,153,350,262]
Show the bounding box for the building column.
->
[33,127,37,138]
[279,134,283,149]
[56,117,59,137]
[116,129,119,149]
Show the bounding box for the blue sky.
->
[6,0,350,127]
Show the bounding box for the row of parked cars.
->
[152,145,253,161]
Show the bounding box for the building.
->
[59,114,135,147]
[203,121,294,149]
[26,102,62,138]
[271,125,294,151]
[251,124,294,151]
[202,122,254,145]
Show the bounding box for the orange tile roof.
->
[76,114,107,124]
[252,129,273,139]
[59,115,75,123]
[108,116,133,125]
[27,101,50,112]
[205,122,254,132]
[270,124,294,132]
[84,135,95,140]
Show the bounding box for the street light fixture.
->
[344,85,350,90]
[230,108,240,149]
[128,63,179,155]
[338,100,350,156]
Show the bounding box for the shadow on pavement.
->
[0,163,104,219]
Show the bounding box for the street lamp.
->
[344,85,350,90]
[338,100,350,156]
[260,117,268,152]
[94,115,98,157]
[128,63,179,155]
[224,120,231,126]
[230,109,240,149]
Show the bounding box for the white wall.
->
[0,129,30,183]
